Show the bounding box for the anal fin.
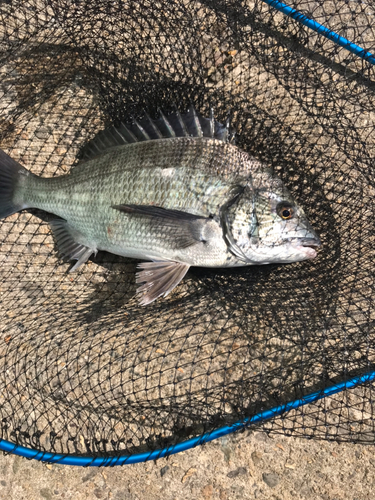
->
[50,219,97,272]
[136,261,190,306]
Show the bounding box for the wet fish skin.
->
[15,138,252,266]
[0,108,321,304]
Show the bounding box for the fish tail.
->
[0,149,32,219]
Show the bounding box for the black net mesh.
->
[0,0,374,459]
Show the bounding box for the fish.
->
[0,107,321,305]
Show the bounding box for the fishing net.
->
[0,0,374,462]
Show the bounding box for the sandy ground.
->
[0,428,373,500]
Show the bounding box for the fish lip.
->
[298,236,321,249]
[285,236,322,249]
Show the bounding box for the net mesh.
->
[0,0,374,459]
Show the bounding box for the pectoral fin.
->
[136,261,190,306]
[50,219,97,272]
[112,204,207,220]
[112,204,209,249]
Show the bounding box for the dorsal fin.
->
[132,118,151,141]
[80,107,235,161]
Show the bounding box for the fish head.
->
[225,170,321,264]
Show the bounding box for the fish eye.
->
[276,202,295,220]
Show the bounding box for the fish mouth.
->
[285,236,321,249]
[298,237,322,249]
[291,236,321,260]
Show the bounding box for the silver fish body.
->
[0,108,321,304]
[17,138,248,266]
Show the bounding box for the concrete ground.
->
[0,428,373,500]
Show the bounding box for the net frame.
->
[0,370,374,466]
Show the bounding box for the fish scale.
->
[19,139,239,262]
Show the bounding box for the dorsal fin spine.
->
[158,108,176,138]
[209,108,215,138]
[144,111,163,138]
[120,122,138,143]
[112,127,128,144]
[174,108,189,137]
[100,132,114,148]
[191,106,203,137]
[96,134,108,150]
[133,118,151,140]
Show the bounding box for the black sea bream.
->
[0,108,320,304]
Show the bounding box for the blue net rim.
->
[1,370,374,467]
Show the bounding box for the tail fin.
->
[0,149,30,219]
